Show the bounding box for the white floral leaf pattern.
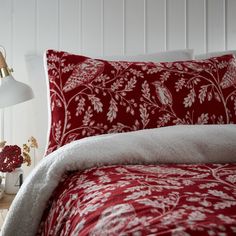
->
[107,99,118,122]
[88,95,103,113]
[184,89,196,107]
[199,86,207,104]
[38,164,236,235]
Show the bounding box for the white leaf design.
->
[197,113,209,124]
[139,104,150,128]
[175,78,185,92]
[141,81,151,100]
[111,79,123,91]
[214,92,221,102]
[88,95,103,113]
[160,71,170,82]
[76,97,86,116]
[55,121,62,142]
[184,89,196,107]
[198,86,207,104]
[107,99,118,122]
[226,175,236,183]
[82,107,93,126]
[124,77,137,91]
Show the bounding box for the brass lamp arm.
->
[0,46,13,78]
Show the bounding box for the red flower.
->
[0,145,23,172]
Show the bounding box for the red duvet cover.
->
[37,164,236,236]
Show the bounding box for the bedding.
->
[2,124,236,236]
[25,49,193,158]
[45,50,236,155]
[196,50,236,60]
[38,164,236,236]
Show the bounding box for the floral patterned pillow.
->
[45,50,236,154]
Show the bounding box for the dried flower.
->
[0,137,38,172]
[23,144,30,153]
[23,152,31,166]
[0,141,6,149]
[28,137,38,148]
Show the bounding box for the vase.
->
[5,168,23,194]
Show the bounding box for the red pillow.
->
[45,50,236,154]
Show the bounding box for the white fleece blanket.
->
[1,125,236,236]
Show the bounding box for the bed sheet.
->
[37,164,236,236]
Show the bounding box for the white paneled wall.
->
[0,0,236,171]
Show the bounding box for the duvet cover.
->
[38,164,236,236]
[1,125,236,236]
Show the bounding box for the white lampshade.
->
[0,75,34,108]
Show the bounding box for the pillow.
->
[25,55,49,160]
[26,49,194,157]
[45,50,236,154]
[102,49,194,62]
[195,50,236,60]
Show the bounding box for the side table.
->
[0,194,16,228]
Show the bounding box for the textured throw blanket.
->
[1,125,236,236]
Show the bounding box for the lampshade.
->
[0,75,34,108]
[0,48,34,108]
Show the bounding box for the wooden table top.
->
[0,194,16,209]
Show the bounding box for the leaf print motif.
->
[62,63,75,73]
[129,68,144,78]
[220,58,236,89]
[199,182,219,189]
[124,77,137,91]
[64,133,79,144]
[63,59,104,92]
[125,190,151,201]
[55,121,62,142]
[141,81,151,100]
[76,97,86,116]
[207,91,212,101]
[107,99,118,122]
[88,95,103,113]
[208,190,235,200]
[188,211,206,221]
[217,214,235,224]
[214,201,236,210]
[139,104,150,128]
[199,86,207,104]
[197,113,209,124]
[175,78,185,92]
[226,175,236,183]
[184,89,196,107]
[214,92,221,102]
[111,78,124,91]
[157,114,171,127]
[82,107,93,126]
[160,71,170,82]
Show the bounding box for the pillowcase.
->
[102,49,194,62]
[45,50,236,154]
[26,49,194,157]
[195,50,236,60]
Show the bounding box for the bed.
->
[1,49,236,236]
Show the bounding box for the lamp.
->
[0,46,34,141]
